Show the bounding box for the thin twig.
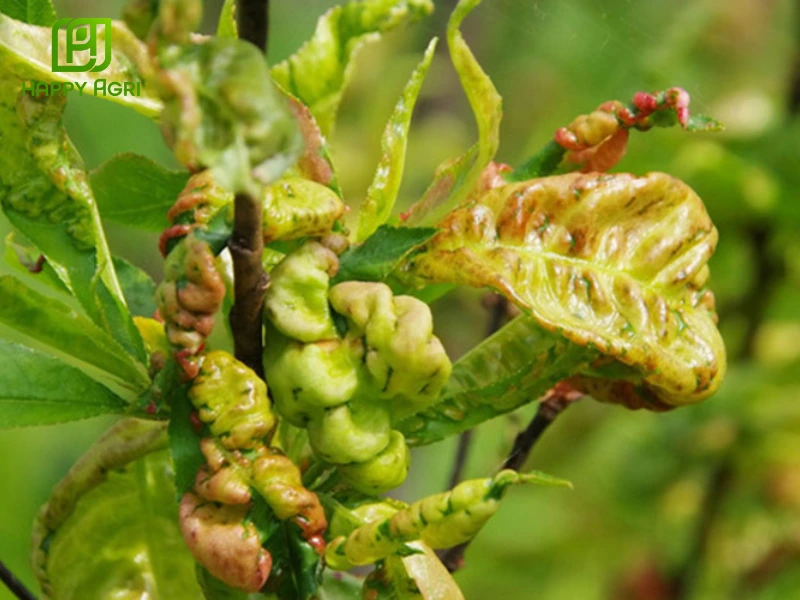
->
[237,0,269,51]
[446,295,509,489]
[502,382,582,472]
[441,382,583,573]
[229,193,267,379]
[672,456,733,599]
[0,560,37,600]
[228,2,270,378]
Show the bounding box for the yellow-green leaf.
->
[400,172,726,410]
[32,420,203,600]
[356,38,437,241]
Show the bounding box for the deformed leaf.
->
[270,0,434,135]
[401,0,502,227]
[332,225,438,285]
[156,36,302,194]
[0,29,150,363]
[400,172,726,413]
[326,469,569,569]
[90,154,190,233]
[32,419,203,600]
[0,339,127,428]
[356,38,437,241]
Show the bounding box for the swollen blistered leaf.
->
[0,339,127,428]
[326,469,569,569]
[270,0,434,135]
[356,38,437,241]
[399,172,726,417]
[32,420,203,600]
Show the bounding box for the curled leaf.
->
[326,469,568,569]
[32,419,202,600]
[271,0,434,135]
[400,172,726,411]
[356,38,437,241]
[401,0,502,227]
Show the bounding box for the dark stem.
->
[739,223,781,359]
[502,385,579,472]
[0,560,37,600]
[228,192,267,379]
[445,296,509,489]
[237,0,269,51]
[672,456,733,599]
[441,382,582,573]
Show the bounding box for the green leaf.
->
[686,114,725,132]
[168,383,205,498]
[32,419,204,600]
[356,38,437,241]
[270,0,434,135]
[0,0,56,26]
[508,140,567,181]
[113,256,157,318]
[362,542,464,600]
[0,41,148,363]
[217,0,238,38]
[0,339,127,428]
[401,0,502,226]
[0,14,162,116]
[317,572,363,600]
[399,316,595,445]
[399,172,726,415]
[332,225,437,285]
[90,153,190,232]
[0,275,150,396]
[3,232,69,294]
[157,38,302,195]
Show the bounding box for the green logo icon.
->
[51,18,112,73]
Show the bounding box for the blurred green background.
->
[2,0,800,598]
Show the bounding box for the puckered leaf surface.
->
[32,419,203,600]
[399,172,726,420]
[270,0,434,136]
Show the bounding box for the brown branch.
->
[0,560,37,600]
[441,382,583,573]
[228,192,267,379]
[228,2,270,378]
[237,0,269,51]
